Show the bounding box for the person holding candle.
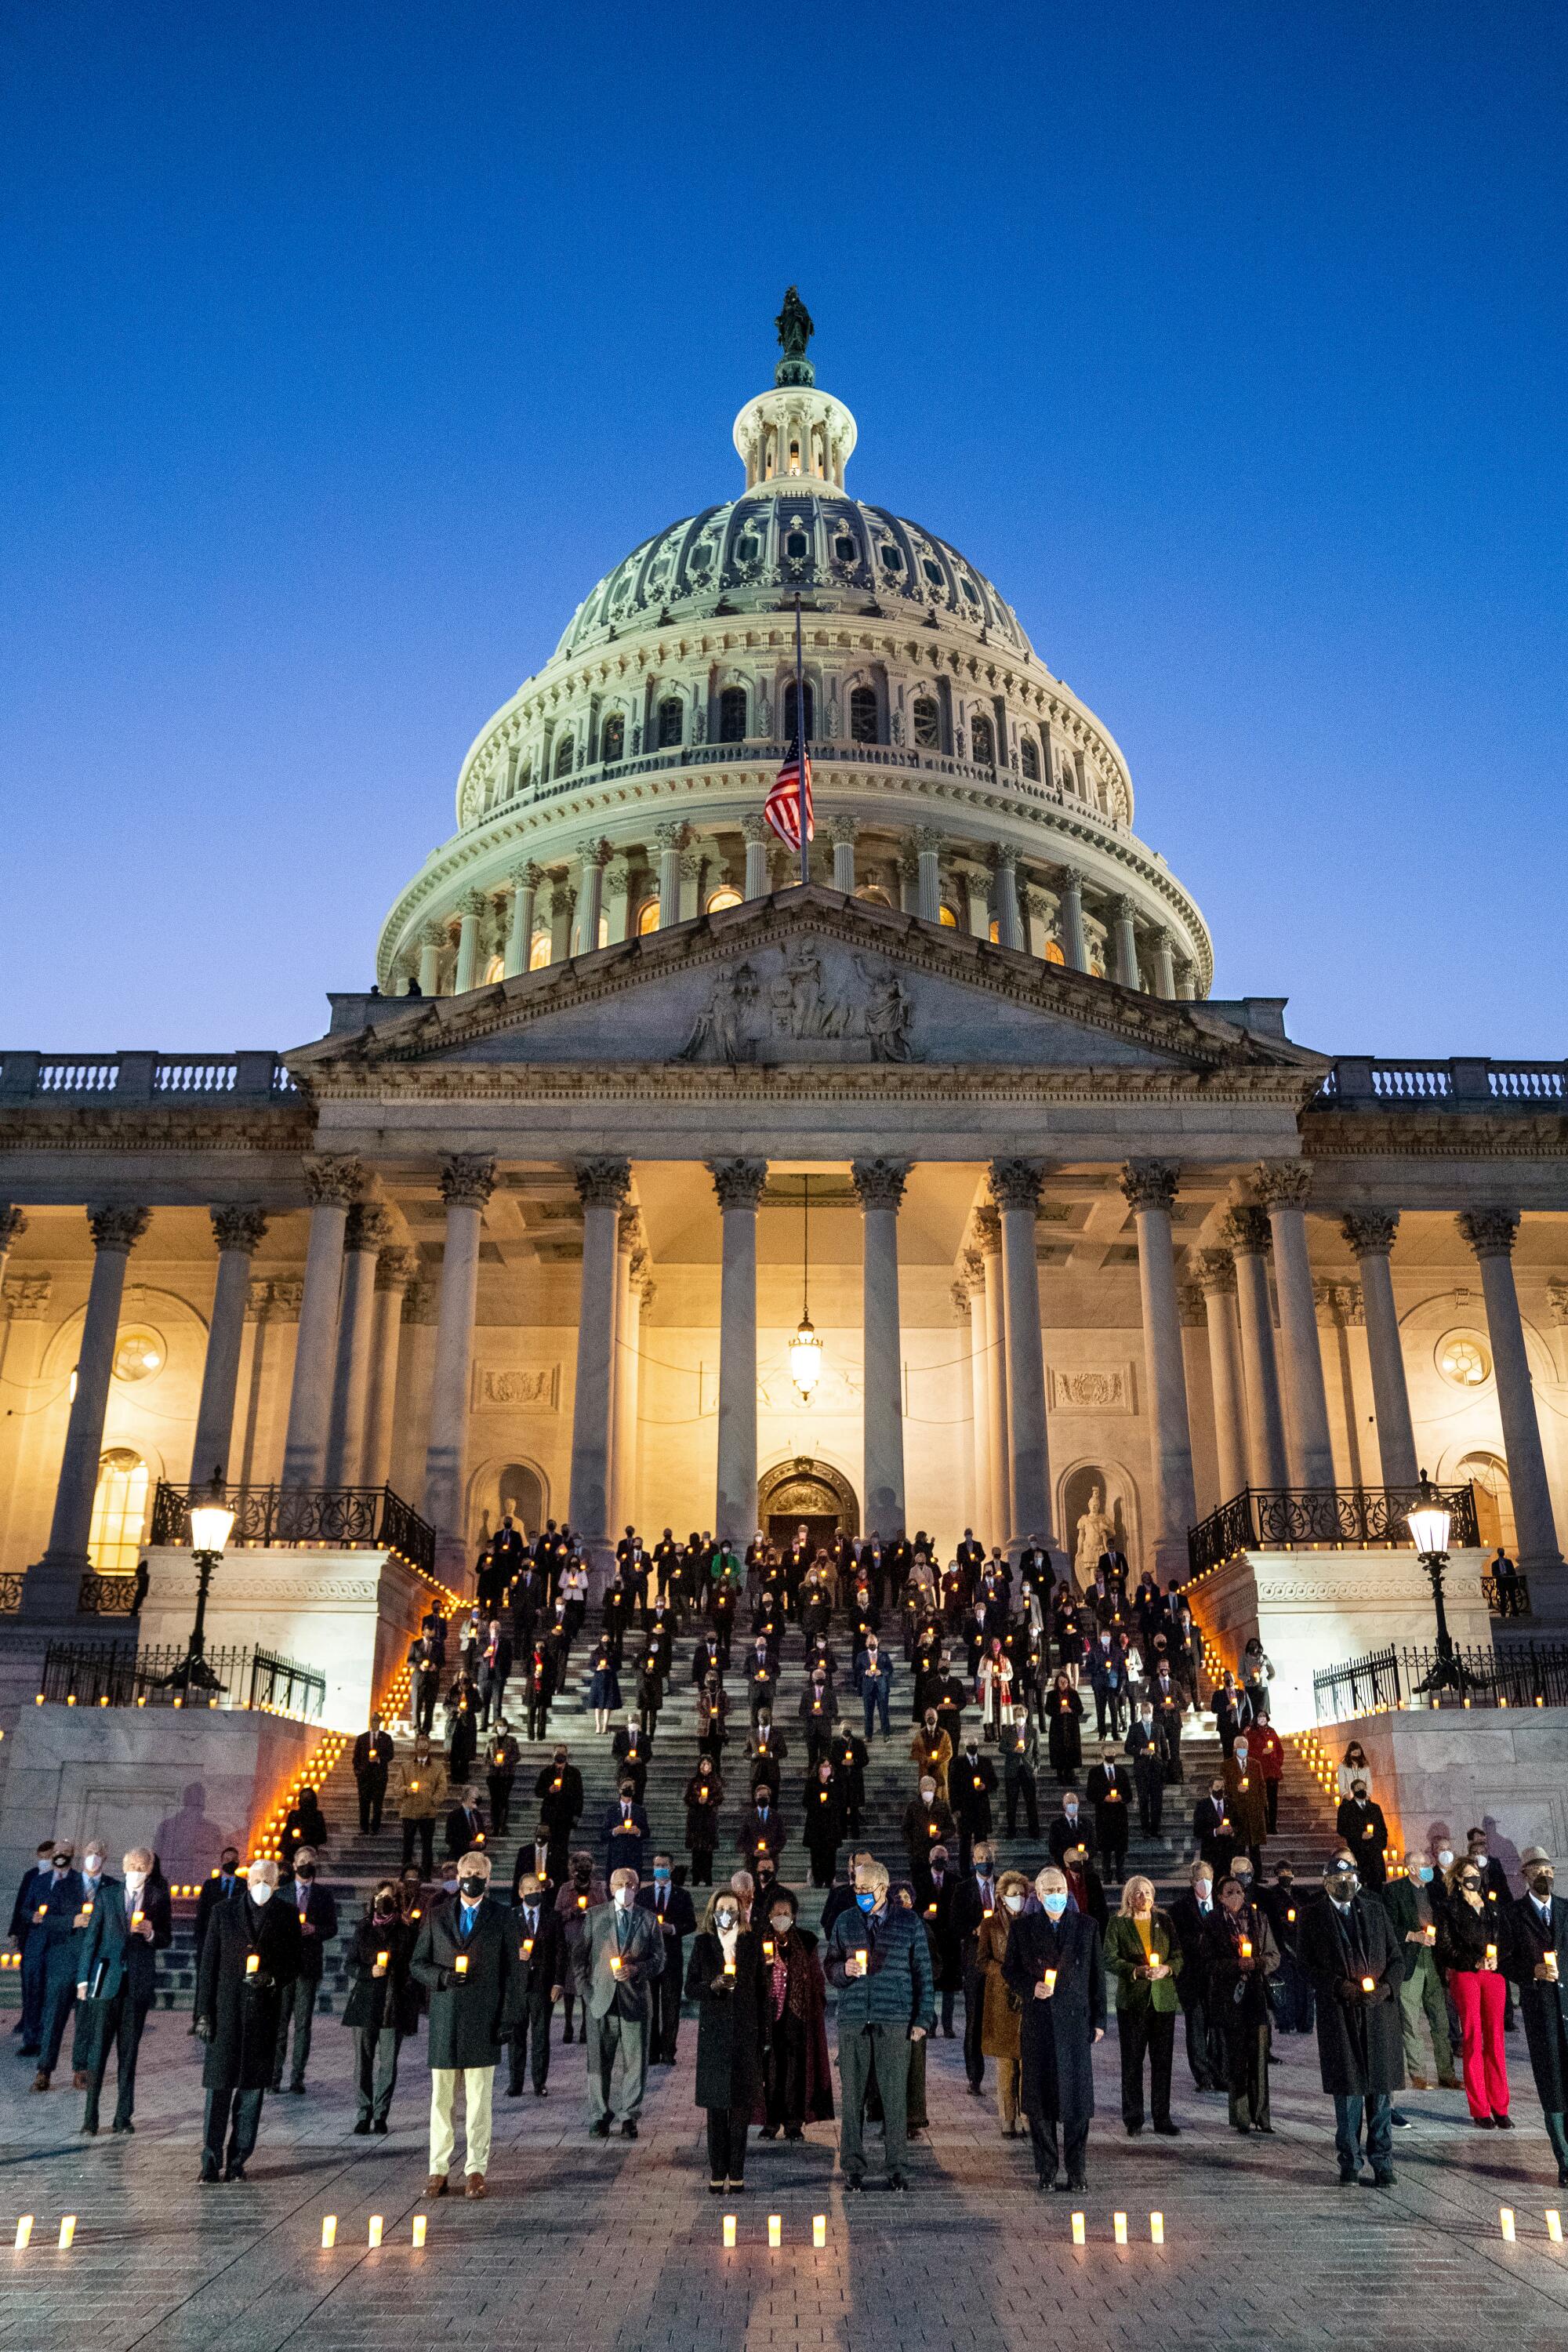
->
[1505,1848,1568,2183]
[601,1780,652,1885]
[533,1744,583,1886]
[684,1758,724,1887]
[506,1868,565,2096]
[1105,1875,1184,2137]
[29,1844,89,2093]
[1378,1849,1457,2090]
[1045,1671,1084,1788]
[902,1777,955,1896]
[342,1880,419,2132]
[952,1736,998,1877]
[754,1885,833,2142]
[1169,1862,1225,2092]
[390,1735,448,1881]
[1438,1855,1512,2129]
[411,1847,517,2198]
[555,1851,606,2045]
[973,1870,1029,2136]
[802,1760,845,1889]
[1087,1742,1133,1887]
[9,1839,64,2058]
[688,1890,763,2189]
[739,1784,786,1873]
[1259,1861,1316,2038]
[1336,1780,1389,1890]
[1335,1739,1373,1800]
[1003,1864,1107,2193]
[485,1720,521,1840]
[193,1857,303,2183]
[1204,1873,1280,2134]
[637,1854,697,2064]
[854,1632,894,1740]
[1221,1736,1268,1874]
[1300,1856,1405,2185]
[270,1846,338,2095]
[354,1714,396,1835]
[822,1857,934,2190]
[583,1866,664,2139]
[909,1707,953,1803]
[75,1847,170,2135]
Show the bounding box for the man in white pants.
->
[411,1849,516,2198]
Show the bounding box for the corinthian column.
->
[1120,1161,1198,1573]
[0,1205,25,1295]
[24,1203,151,1618]
[422,1156,495,1581]
[1255,1161,1335,1489]
[1192,1247,1250,1504]
[190,1205,269,1486]
[1220,1207,1290,1490]
[1110,896,1140,989]
[504,862,542,977]
[962,1254,993,1540]
[363,1246,416,1490]
[326,1203,393,1486]
[992,845,1025,949]
[1457,1210,1564,1569]
[609,1209,637,1527]
[454,888,489,994]
[1341,1211,1417,1487]
[989,1160,1051,1551]
[575,837,612,955]
[709,1159,768,1543]
[655,822,688,926]
[1058,869,1088,972]
[975,1210,1011,1540]
[853,1159,909,1537]
[913,828,943,925]
[282,1156,364,1488]
[741,815,771,899]
[568,1157,632,1577]
[826,815,858,895]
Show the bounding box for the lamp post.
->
[165,1466,236,1695]
[1406,1468,1472,1699]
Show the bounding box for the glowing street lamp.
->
[163,1465,236,1697]
[1406,1469,1470,1700]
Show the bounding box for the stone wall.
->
[1322,1705,1568,1886]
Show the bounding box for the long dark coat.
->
[411,1894,517,2070]
[1001,1907,1106,2123]
[1046,1686,1084,1778]
[1300,1891,1405,2095]
[195,1892,303,2091]
[341,1913,421,2037]
[1507,1892,1568,2111]
[686,1928,764,2111]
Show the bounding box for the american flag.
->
[764,738,813,853]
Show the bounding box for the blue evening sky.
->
[2,2,1563,1055]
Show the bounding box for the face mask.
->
[1196,1884,1212,1906]
[1416,1864,1434,1884]
[716,1911,737,1933]
[613,1886,633,1911]
[1436,1849,1454,1869]
[375,1896,396,1916]
[459,1875,487,1901]
[1530,1874,1555,1899]
[1063,1802,1077,1817]
[295,1863,315,1880]
[653,1867,670,1885]
[124,1871,147,1895]
[1333,1878,1359,1903]
[220,1860,238,1877]
[855,1889,877,1913]
[1042,1891,1068,1918]
[249,1881,274,1906]
[1003,1893,1024,1915]
[85,1854,104,1876]
[921,1789,935,1805]
[770,1916,790,1938]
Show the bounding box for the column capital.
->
[346,1201,396,1253]
[1457,1207,1519,1258]
[549,881,578,919]
[1191,1246,1237,1294]
[1341,1209,1399,1258]
[973,1207,1002,1256]
[1120,1158,1179,1215]
[851,1157,910,1210]
[912,824,944,855]
[374,1245,419,1291]
[303,1153,365,1209]
[1254,1158,1314,1210]
[1112,893,1137,923]
[990,840,1020,873]
[1219,1205,1272,1257]
[824,813,858,848]
[87,1203,150,1255]
[740,813,770,844]
[459,886,489,919]
[1177,1281,1207,1327]
[1548,1279,1568,1327]
[579,834,615,870]
[960,1246,987,1291]
[0,1207,27,1249]
[439,1152,498,1211]
[988,1156,1044,1214]
[707,1157,769,1210]
[604,859,631,900]
[210,1204,269,1257]
[419,919,449,950]
[1059,866,1085,892]
[401,1276,438,1325]
[950,1280,971,1320]
[510,859,544,891]
[617,1206,642,1253]
[2,1272,51,1321]
[575,1156,632,1212]
[653,818,689,851]
[1315,1277,1364,1327]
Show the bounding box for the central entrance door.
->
[757,1456,859,1548]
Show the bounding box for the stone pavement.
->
[3,2010,1568,2352]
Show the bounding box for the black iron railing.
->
[78,1573,139,1615]
[151,1480,435,1579]
[1314,1640,1568,1722]
[38,1638,325,1717]
[1483,1572,1531,1618]
[1188,1483,1479,1578]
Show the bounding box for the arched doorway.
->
[757,1457,859,1556]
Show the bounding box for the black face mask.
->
[374,1896,396,1917]
[295,1864,315,1880]
[459,1876,487,1901]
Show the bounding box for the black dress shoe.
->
[621,2118,638,2139]
[199,2156,221,2184]
[1494,2114,1515,2131]
[505,2085,523,2099]
[1152,2120,1181,2136]
[590,2118,611,2137]
[1125,2121,1144,2136]
[844,2173,865,2192]
[1065,2175,1087,2193]
[111,2118,134,2135]
[79,2122,98,2136]
[224,2163,247,2182]
[1367,2172,1396,2188]
[353,2118,372,2135]
[534,2085,548,2098]
[887,2171,909,2191]
[372,2119,389,2134]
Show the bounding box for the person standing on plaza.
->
[687,1889,763,2190]
[10,1839,61,2057]
[1336,1778,1389,1889]
[75,1846,171,2135]
[194,1857,303,2183]
[756,1884,833,2142]
[1169,1860,1224,2092]
[342,1879,419,2134]
[1379,1849,1457,2090]
[1086,1741,1132,1886]
[505,1867,564,2100]
[533,1743,583,1885]
[1003,1864,1107,2193]
[1222,1733,1268,1873]
[684,1756,724,1886]
[1438,1853,1511,2129]
[822,1857,934,2190]
[1505,1846,1568,2183]
[637,1853,696,2066]
[1205,1871,1280,2135]
[583,1865,663,2139]
[270,1847,336,2096]
[1045,1671,1084,1787]
[31,1842,94,2092]
[1104,1875,1183,2139]
[973,1869,1029,2136]
[1301,1855,1405,2185]
[412,1847,516,2198]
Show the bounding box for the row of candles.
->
[321,2215,428,2248]
[1501,2208,1566,2244]
[722,2215,828,2247]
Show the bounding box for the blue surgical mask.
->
[653,1867,671,1884]
[855,1890,877,1914]
[1043,1891,1068,1918]
[1417,1864,1434,1885]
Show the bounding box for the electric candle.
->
[1150,2212,1165,2245]
[722,2214,737,2248]
[1113,2212,1128,2246]
[813,2215,827,2249]
[368,2216,383,2248]
[768,2215,782,2249]
[455,1955,469,1977]
[412,2215,427,2248]
[1548,2211,1563,2245]
[58,2217,76,2249]
[321,2215,338,2249]
[1071,2212,1086,2246]
[13,2217,32,2250]
[1501,2207,1516,2242]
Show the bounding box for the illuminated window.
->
[1438,1332,1492,1388]
[553,734,573,779]
[855,884,892,907]
[89,1449,149,1574]
[970,713,996,764]
[528,933,551,971]
[637,897,662,935]
[1020,737,1041,780]
[112,1329,164,1384]
[483,955,505,985]
[718,687,747,742]
[938,905,958,929]
[1044,939,1066,966]
[601,714,624,764]
[656,698,683,749]
[912,695,940,749]
[988,919,1000,944]
[706,886,742,914]
[849,686,878,744]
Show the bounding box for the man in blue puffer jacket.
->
[823,1857,934,2190]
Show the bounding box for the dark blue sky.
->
[3,3,1563,1055]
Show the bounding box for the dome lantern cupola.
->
[732,286,857,495]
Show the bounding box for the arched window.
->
[89,1449,149,1574]
[783,680,815,742]
[718,686,747,743]
[656,697,683,749]
[938,904,959,929]
[553,733,574,780]
[849,686,878,744]
[1044,938,1066,966]
[528,932,551,971]
[1020,736,1040,781]
[855,884,892,908]
[912,695,940,749]
[483,955,505,985]
[970,713,996,765]
[637,896,661,935]
[988,918,1000,944]
[601,713,624,764]
[706,885,742,913]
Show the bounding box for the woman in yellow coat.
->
[975,1868,1031,2135]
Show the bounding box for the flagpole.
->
[793,592,809,889]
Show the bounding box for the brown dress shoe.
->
[1408,2073,1429,2090]
[465,2172,487,2200]
[72,2070,89,2090]
[425,2172,448,2198]
[31,2071,50,2093]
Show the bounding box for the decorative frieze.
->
[1049,1367,1134,1413]
[2,1272,52,1320]
[474,1363,561,1410]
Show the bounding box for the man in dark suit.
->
[1003,1864,1107,2191]
[954,1842,1000,2096]
[1301,1855,1405,2186]
[408,1631,442,1736]
[270,1849,338,2094]
[637,1853,697,2064]
[1168,1860,1224,2091]
[951,1737,997,1876]
[610,1715,652,1802]
[9,1839,60,2056]
[492,1514,526,1588]
[505,1868,564,2098]
[75,1846,172,2133]
[601,1782,651,1884]
[485,1722,521,1839]
[33,1843,93,2092]
[1192,1776,1237,1878]
[740,1785,786,1874]
[411,1849,517,2196]
[535,1746,583,1883]
[1336,1782,1389,1889]
[1506,1846,1568,2184]
[194,1857,303,2181]
[1085,1744,1133,1886]
[583,1867,664,2137]
[354,1714,395,1834]
[477,1620,514,1731]
[445,1788,487,1860]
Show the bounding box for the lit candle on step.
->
[58,2216,76,2249]
[412,2214,427,2248]
[1150,2211,1165,2245]
[1113,2212,1128,2245]
[320,2214,339,2249]
[813,2214,826,2249]
[768,2214,782,2249]
[1071,2212,1086,2246]
[368,2216,383,2248]
[1500,2206,1516,2242]
[13,2216,32,2249]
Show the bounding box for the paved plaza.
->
[3,2009,1568,2352]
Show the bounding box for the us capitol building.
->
[2,296,1566,1743]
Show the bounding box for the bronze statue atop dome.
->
[774,285,815,387]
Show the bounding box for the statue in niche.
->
[1073,1484,1116,1587]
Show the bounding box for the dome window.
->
[706,886,742,914]
[970,713,996,764]
[718,687,747,743]
[656,697,684,749]
[786,531,810,560]
[878,544,904,573]
[1044,939,1066,966]
[912,695,941,749]
[961,579,980,604]
[921,558,944,586]
[784,679,815,743]
[1020,736,1040,781]
[834,535,857,562]
[688,546,712,572]
[601,714,625,765]
[553,734,574,779]
[849,686,878,744]
[637,896,662,936]
[528,932,551,971]
[736,535,760,562]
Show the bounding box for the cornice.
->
[0,1108,315,1153]
[1302,1109,1568,1160]
[302,1062,1316,1110]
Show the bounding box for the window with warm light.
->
[601,713,625,764]
[855,884,891,907]
[989,918,1000,944]
[938,905,958,929]
[1438,1333,1492,1388]
[706,886,742,914]
[112,1329,164,1384]
[483,955,505,985]
[528,933,552,971]
[1044,938,1066,966]
[637,896,662,935]
[89,1450,149,1573]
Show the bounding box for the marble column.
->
[326,1203,392,1486]
[363,1246,416,1490]
[417,924,445,998]
[913,828,943,925]
[423,1155,496,1582]
[609,1209,637,1529]
[655,822,687,925]
[24,1203,150,1617]
[976,1210,1011,1540]
[189,1206,269,1486]
[548,882,575,963]
[1341,1211,1417,1487]
[962,1254,993,1541]
[281,1156,364,1488]
[575,837,611,955]
[568,1156,632,1576]
[992,846,1025,949]
[1120,1161,1198,1573]
[741,815,771,899]
[620,1261,649,1530]
[989,1160,1052,1550]
[604,860,631,944]
[1255,1161,1335,1489]
[1220,1208,1290,1490]
[853,1159,909,1537]
[1151,930,1177,999]
[1175,960,1197,1001]
[504,862,542,977]
[1457,1210,1564,1568]
[1192,1247,1250,1504]
[950,1283,978,1529]
[710,1159,767,1543]
[1058,869,1088,972]
[1111,896,1141,989]
[454,888,488,993]
[827,814,858,895]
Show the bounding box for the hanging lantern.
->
[790,1174,825,1402]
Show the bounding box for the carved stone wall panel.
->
[474,1363,561,1411]
[1048,1366,1136,1414]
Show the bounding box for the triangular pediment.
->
[289,889,1323,1094]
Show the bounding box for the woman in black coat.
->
[684,1760,724,1886]
[1045,1673,1084,1787]
[341,1883,420,2132]
[1203,1875,1281,2134]
[801,1759,844,1889]
[193,1864,303,2182]
[685,1891,763,2191]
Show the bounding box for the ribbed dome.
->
[552,492,1034,663]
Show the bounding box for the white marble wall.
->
[1327,1705,1568,1886]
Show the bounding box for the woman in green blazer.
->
[1103,1875,1183,2136]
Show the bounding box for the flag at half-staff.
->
[764,737,813,855]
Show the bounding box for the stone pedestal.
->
[1324,1704,1568,1880]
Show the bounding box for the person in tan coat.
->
[389,1737,450,1878]
[909,1712,953,1803]
[975,1868,1030,2134]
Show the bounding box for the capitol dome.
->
[377,294,1210,1001]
